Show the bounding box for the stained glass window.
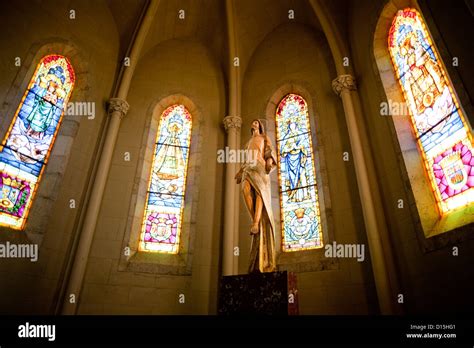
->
[389,8,474,213]
[275,94,323,251]
[0,55,75,229]
[139,104,192,253]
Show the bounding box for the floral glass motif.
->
[0,55,75,229]
[139,105,192,253]
[389,8,474,213]
[276,94,323,251]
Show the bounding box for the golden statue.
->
[235,119,277,273]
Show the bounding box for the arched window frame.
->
[388,8,474,215]
[0,54,75,230]
[373,1,474,243]
[262,85,336,272]
[139,104,192,254]
[275,93,324,252]
[120,95,202,276]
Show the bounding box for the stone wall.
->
[349,0,474,313]
[0,0,472,316]
[240,23,377,314]
[78,39,226,314]
[0,0,120,313]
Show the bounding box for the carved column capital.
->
[332,74,357,97]
[107,98,129,119]
[223,115,242,132]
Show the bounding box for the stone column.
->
[222,115,242,276]
[225,0,242,276]
[61,98,129,314]
[332,74,396,315]
[59,0,159,315]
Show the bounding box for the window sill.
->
[118,250,192,276]
[416,204,474,252]
[276,248,339,273]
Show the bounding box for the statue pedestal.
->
[218,270,299,315]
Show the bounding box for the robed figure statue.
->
[235,119,277,273]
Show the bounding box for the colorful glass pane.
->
[389,8,474,213]
[139,105,192,253]
[0,55,75,229]
[276,94,323,251]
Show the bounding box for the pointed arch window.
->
[275,94,323,251]
[139,104,192,253]
[0,55,75,229]
[388,8,474,213]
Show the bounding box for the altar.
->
[218,271,299,315]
